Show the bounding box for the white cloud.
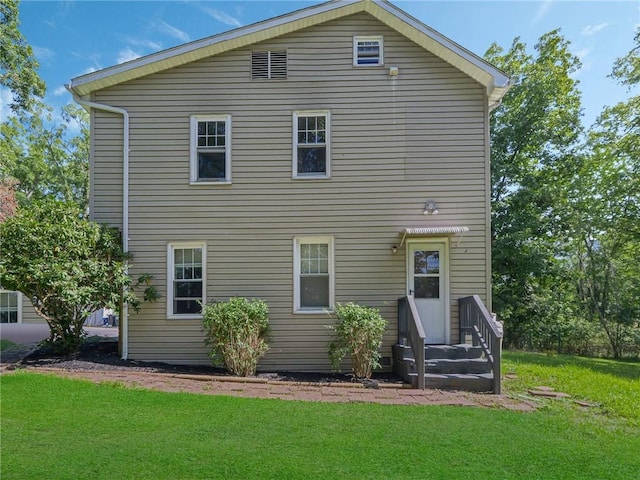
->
[117,47,142,64]
[53,85,68,96]
[32,46,55,61]
[574,48,591,61]
[124,36,162,51]
[202,7,242,28]
[532,0,553,24]
[155,20,190,42]
[581,22,611,36]
[77,66,98,77]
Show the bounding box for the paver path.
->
[3,366,537,411]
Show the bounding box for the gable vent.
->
[252,50,287,79]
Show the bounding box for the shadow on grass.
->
[504,350,640,380]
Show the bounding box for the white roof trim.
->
[400,226,470,247]
[68,0,510,102]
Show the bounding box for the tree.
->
[485,30,583,348]
[0,103,89,211]
[0,177,18,221]
[0,0,46,114]
[566,30,640,357]
[0,200,137,354]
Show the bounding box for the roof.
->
[68,0,510,103]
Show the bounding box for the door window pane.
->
[414,251,439,274]
[414,277,439,299]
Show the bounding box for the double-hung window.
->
[294,236,334,313]
[190,115,231,184]
[0,290,21,323]
[353,36,383,66]
[293,111,330,178]
[167,243,206,318]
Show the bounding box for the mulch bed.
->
[13,338,404,386]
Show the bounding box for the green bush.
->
[201,297,269,377]
[329,303,387,379]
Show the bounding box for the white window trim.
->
[353,35,384,66]
[0,290,22,324]
[167,242,207,319]
[292,110,331,179]
[189,115,232,185]
[293,236,335,314]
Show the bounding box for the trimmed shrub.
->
[329,303,387,379]
[202,297,269,377]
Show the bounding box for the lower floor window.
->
[0,291,20,323]
[294,236,334,312]
[167,243,206,317]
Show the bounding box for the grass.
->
[0,339,17,351]
[2,367,639,480]
[503,351,640,423]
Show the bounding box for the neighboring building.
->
[0,290,43,324]
[68,0,509,376]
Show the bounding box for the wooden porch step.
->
[423,373,494,392]
[426,358,492,374]
[424,344,483,360]
[406,372,494,392]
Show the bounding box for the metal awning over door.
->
[399,226,469,247]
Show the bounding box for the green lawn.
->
[503,351,640,423]
[2,361,639,480]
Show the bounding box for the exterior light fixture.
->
[391,245,398,254]
[423,200,439,215]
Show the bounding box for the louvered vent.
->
[251,50,287,79]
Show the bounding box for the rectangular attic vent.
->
[251,50,287,79]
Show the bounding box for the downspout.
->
[66,86,130,360]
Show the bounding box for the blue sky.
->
[8,0,640,128]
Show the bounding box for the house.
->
[0,290,42,324]
[67,0,509,391]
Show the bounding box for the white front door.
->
[407,241,449,344]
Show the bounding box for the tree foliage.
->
[487,28,640,357]
[566,31,640,357]
[0,200,137,353]
[0,0,46,113]
[485,30,583,348]
[0,103,89,211]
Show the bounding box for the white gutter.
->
[66,86,130,360]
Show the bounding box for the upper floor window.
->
[293,236,334,313]
[167,242,206,318]
[353,36,383,66]
[251,50,287,79]
[190,115,231,184]
[293,111,330,179]
[0,290,21,323]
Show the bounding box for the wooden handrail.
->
[398,295,425,389]
[459,295,503,394]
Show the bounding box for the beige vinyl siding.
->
[91,13,489,369]
[20,294,43,324]
[89,108,123,227]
